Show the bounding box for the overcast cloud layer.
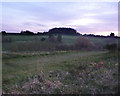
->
[2,2,118,36]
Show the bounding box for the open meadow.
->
[2,35,119,51]
[2,35,119,94]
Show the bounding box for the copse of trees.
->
[1,31,6,35]
[48,27,80,35]
[20,30,34,35]
[110,32,115,37]
[37,32,48,35]
[1,31,20,35]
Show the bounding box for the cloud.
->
[23,22,46,27]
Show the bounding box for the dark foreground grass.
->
[2,51,118,94]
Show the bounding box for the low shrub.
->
[41,37,45,41]
[74,36,96,50]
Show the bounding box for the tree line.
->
[1,27,118,38]
[1,28,80,36]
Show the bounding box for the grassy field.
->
[2,35,119,51]
[2,51,118,94]
[2,35,119,94]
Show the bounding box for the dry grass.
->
[2,51,118,94]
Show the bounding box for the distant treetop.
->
[20,30,34,35]
[48,27,80,35]
[1,31,6,34]
[110,32,115,37]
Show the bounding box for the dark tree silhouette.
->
[110,33,115,37]
[1,31,6,35]
[48,27,80,35]
[20,30,34,35]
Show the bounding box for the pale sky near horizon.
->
[1,2,118,36]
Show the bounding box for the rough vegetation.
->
[2,51,118,94]
[2,35,119,52]
[2,34,119,94]
[74,36,96,50]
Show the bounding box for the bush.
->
[41,37,45,41]
[74,36,95,50]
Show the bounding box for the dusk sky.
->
[2,2,118,36]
